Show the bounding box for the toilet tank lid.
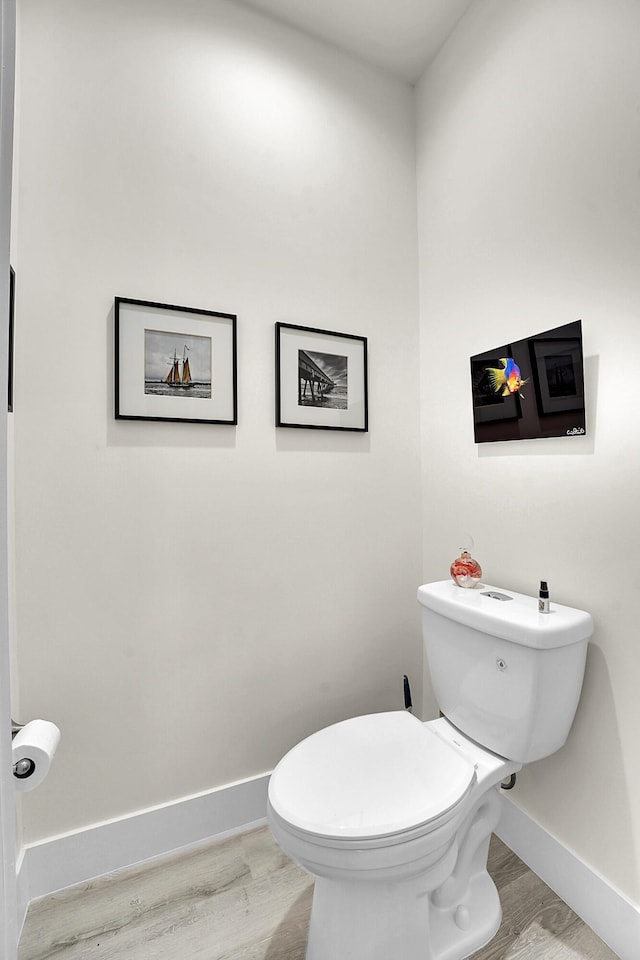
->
[417,580,593,649]
[268,711,476,840]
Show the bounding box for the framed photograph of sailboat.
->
[115,297,237,424]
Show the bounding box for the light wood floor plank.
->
[19,827,617,960]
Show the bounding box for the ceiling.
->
[235,0,475,84]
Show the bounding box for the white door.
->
[0,1,17,958]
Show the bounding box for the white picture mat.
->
[279,326,366,429]
[117,301,235,421]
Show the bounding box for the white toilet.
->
[268,580,592,960]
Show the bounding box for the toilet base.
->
[304,861,501,960]
[429,869,502,960]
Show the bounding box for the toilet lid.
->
[268,712,476,840]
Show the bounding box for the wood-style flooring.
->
[18,825,618,960]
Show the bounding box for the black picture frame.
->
[275,322,368,432]
[8,266,14,413]
[115,297,237,425]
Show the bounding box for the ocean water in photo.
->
[299,383,348,410]
[145,381,212,399]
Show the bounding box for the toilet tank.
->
[417,580,592,763]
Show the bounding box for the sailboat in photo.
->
[144,329,212,400]
[165,346,194,388]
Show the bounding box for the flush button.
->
[481,591,513,601]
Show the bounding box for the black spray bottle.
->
[538,580,550,614]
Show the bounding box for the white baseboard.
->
[19,772,270,905]
[16,848,29,941]
[497,792,640,960]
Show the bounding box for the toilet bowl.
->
[268,581,592,960]
[268,711,520,960]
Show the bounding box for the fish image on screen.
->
[470,320,586,443]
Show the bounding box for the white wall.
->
[417,0,640,906]
[12,0,422,843]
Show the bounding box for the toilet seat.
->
[268,711,476,842]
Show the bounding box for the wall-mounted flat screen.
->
[470,319,585,443]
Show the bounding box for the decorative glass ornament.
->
[450,550,482,588]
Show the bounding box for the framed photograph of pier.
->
[275,322,368,431]
[115,297,237,424]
